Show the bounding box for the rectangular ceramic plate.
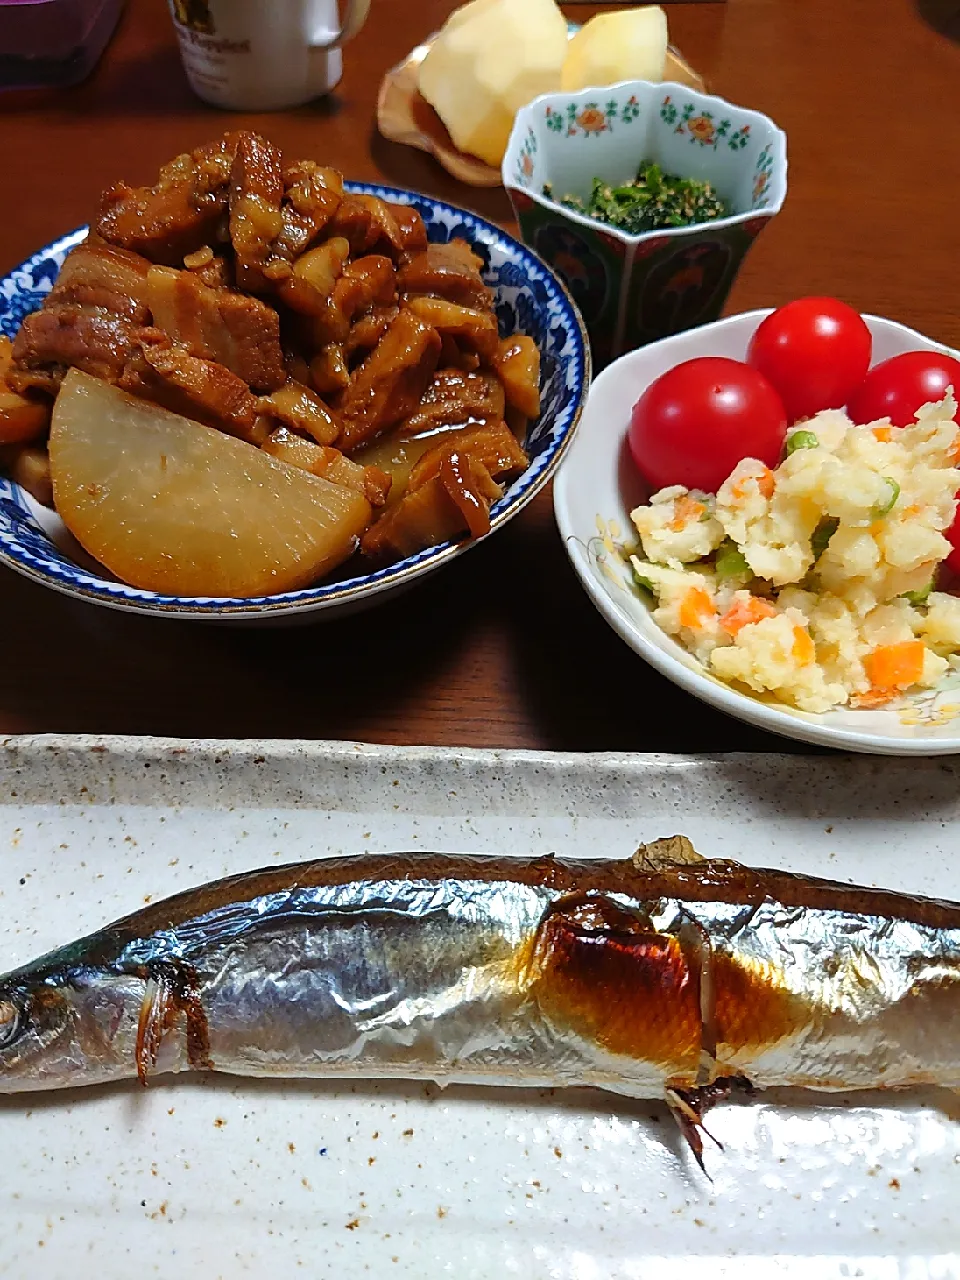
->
[0,736,957,1279]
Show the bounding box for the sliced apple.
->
[418,0,569,167]
[561,7,668,92]
[49,370,371,597]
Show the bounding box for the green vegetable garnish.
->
[547,161,731,235]
[811,516,839,560]
[715,540,750,580]
[902,580,934,606]
[632,565,656,595]
[785,430,819,455]
[872,477,901,519]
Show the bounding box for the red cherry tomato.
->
[746,297,872,423]
[946,515,960,576]
[846,351,960,427]
[628,356,788,494]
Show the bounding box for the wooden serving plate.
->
[377,34,706,189]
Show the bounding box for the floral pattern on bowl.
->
[658,95,753,151]
[553,309,960,756]
[503,80,787,367]
[0,185,590,623]
[543,93,643,143]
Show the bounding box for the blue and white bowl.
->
[0,183,590,622]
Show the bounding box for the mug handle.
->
[312,0,371,49]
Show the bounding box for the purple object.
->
[0,0,124,89]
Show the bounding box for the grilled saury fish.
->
[2,839,959,1162]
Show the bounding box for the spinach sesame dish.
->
[544,161,731,235]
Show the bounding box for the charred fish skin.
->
[3,846,960,1117]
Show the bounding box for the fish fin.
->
[664,1077,755,1174]
[632,836,705,872]
[664,1084,723,1177]
[135,974,172,1087]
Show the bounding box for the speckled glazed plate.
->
[554,310,960,756]
[1,735,959,1278]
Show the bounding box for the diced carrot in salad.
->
[791,626,816,666]
[718,597,777,636]
[678,586,715,630]
[731,466,775,503]
[850,688,898,710]
[872,425,893,443]
[668,494,706,532]
[862,640,925,691]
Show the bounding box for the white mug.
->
[167,0,371,111]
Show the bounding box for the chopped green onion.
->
[872,477,901,519]
[811,516,839,560]
[785,430,819,455]
[902,580,934,606]
[715,540,750,580]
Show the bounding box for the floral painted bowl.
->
[553,310,960,756]
[502,81,787,367]
[0,183,589,624]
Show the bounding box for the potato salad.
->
[630,396,960,713]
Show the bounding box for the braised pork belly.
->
[2,130,541,572]
[144,265,286,391]
[337,307,442,451]
[401,368,506,436]
[228,131,285,294]
[398,240,491,312]
[12,306,141,389]
[118,338,268,445]
[95,135,236,266]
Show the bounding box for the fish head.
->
[0,978,76,1089]
[0,969,144,1092]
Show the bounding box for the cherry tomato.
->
[946,514,960,576]
[746,297,872,423]
[846,351,960,427]
[628,356,788,494]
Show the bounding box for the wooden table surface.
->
[0,0,957,751]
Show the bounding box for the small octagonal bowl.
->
[503,80,787,366]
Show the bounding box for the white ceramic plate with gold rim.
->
[553,309,960,755]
